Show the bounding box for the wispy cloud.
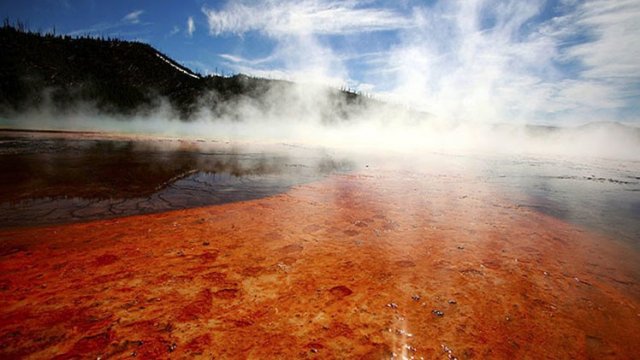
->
[187,16,195,37]
[371,0,640,124]
[201,0,408,87]
[568,0,640,82]
[67,22,117,37]
[170,25,180,36]
[122,10,144,24]
[219,53,277,66]
[203,0,640,124]
[69,9,149,38]
[202,0,410,36]
[218,54,245,63]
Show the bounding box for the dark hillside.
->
[0,25,207,116]
[0,24,379,121]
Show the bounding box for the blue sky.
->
[2,0,639,125]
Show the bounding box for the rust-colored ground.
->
[1,169,639,359]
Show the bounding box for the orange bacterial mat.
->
[1,169,639,359]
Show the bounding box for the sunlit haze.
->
[2,2,640,359]
[2,0,640,126]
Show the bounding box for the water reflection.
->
[1,130,639,245]
[0,131,353,227]
[1,132,639,358]
[477,155,640,245]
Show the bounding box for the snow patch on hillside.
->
[155,53,200,79]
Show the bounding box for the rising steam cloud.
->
[206,0,640,125]
[3,0,640,160]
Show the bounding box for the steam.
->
[208,0,640,125]
[3,81,639,161]
[2,0,640,161]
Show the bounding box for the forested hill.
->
[0,24,373,121]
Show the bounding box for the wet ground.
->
[0,130,639,359]
[0,130,351,228]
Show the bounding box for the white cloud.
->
[220,36,349,87]
[69,9,148,37]
[568,0,640,82]
[202,0,410,36]
[122,10,144,24]
[170,25,180,36]
[218,54,245,63]
[202,1,407,88]
[219,53,277,66]
[202,0,640,125]
[187,16,196,37]
[372,0,640,124]
[376,1,557,119]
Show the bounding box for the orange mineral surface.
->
[1,168,639,359]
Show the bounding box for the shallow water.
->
[0,130,639,358]
[425,152,640,246]
[1,131,638,245]
[0,130,352,227]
